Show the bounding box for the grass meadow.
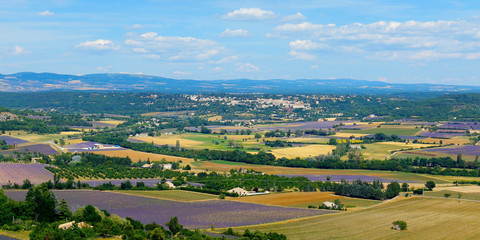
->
[360,142,437,160]
[339,125,421,136]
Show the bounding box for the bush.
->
[413,189,424,195]
[392,220,407,230]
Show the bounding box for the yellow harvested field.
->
[60,131,83,135]
[207,115,222,121]
[130,136,203,148]
[421,137,470,145]
[230,192,345,206]
[435,185,480,193]
[231,197,480,240]
[333,132,370,138]
[15,132,80,142]
[64,139,86,146]
[270,145,335,158]
[287,138,329,144]
[88,149,194,163]
[97,120,125,125]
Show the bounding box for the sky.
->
[1,0,480,85]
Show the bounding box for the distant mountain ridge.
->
[1,72,479,94]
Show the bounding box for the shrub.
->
[392,220,407,230]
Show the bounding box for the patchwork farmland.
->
[4,190,331,229]
[0,163,53,185]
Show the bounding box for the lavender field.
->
[127,138,147,143]
[0,163,53,185]
[0,144,58,156]
[4,190,329,229]
[81,179,205,188]
[424,145,480,156]
[418,131,465,138]
[438,123,480,130]
[337,125,371,130]
[279,174,417,183]
[0,136,29,145]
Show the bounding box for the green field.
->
[340,127,421,136]
[112,190,217,202]
[0,230,29,240]
[210,160,246,165]
[229,197,480,239]
[358,142,436,160]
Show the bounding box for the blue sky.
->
[1,0,480,85]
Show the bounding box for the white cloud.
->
[273,19,480,61]
[289,50,316,60]
[212,67,223,72]
[281,12,306,22]
[12,45,26,55]
[38,10,54,16]
[220,28,249,37]
[125,32,228,61]
[236,62,259,72]
[173,71,191,76]
[289,40,327,50]
[133,48,148,53]
[96,66,112,72]
[209,55,238,64]
[222,8,275,21]
[76,39,120,52]
[126,24,145,30]
[311,65,320,69]
[377,77,388,82]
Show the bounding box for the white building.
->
[227,187,249,196]
[322,201,338,208]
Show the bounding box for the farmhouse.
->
[161,163,172,170]
[58,221,91,230]
[164,181,176,189]
[141,163,154,168]
[322,201,338,208]
[227,187,249,196]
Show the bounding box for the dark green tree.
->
[83,205,102,224]
[25,183,58,222]
[386,182,401,199]
[425,181,436,190]
[57,198,72,221]
[165,216,183,236]
[148,227,165,240]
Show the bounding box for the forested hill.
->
[1,72,480,94]
[2,92,480,121]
